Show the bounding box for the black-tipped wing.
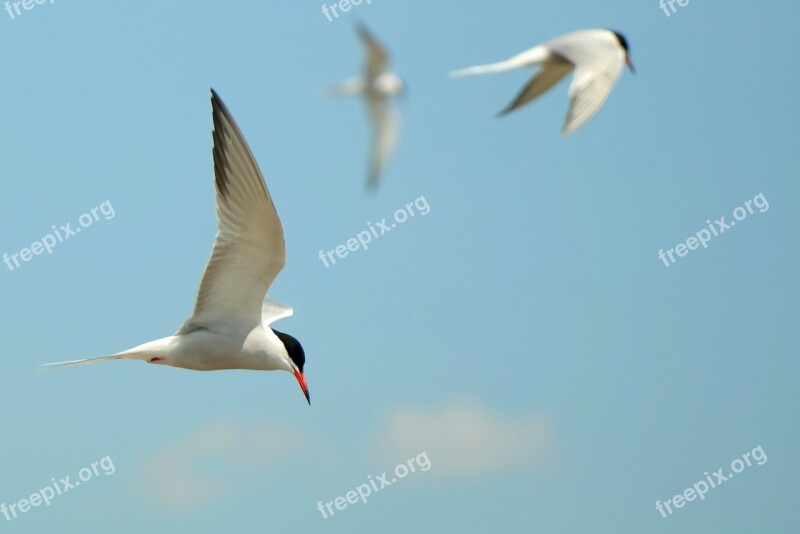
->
[178,90,285,334]
[357,24,389,81]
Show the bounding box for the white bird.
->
[451,29,634,135]
[43,89,311,405]
[327,24,405,187]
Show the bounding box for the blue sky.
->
[1,1,798,532]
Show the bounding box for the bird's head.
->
[610,30,635,74]
[274,330,310,405]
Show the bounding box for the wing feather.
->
[366,95,398,187]
[498,55,573,116]
[178,90,285,334]
[562,58,624,135]
[538,30,626,135]
[357,24,389,81]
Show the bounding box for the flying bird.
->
[43,90,311,405]
[451,29,634,135]
[327,24,405,187]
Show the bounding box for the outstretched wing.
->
[366,94,399,187]
[544,30,626,135]
[262,297,294,327]
[498,55,573,116]
[357,24,389,81]
[562,58,624,135]
[178,90,286,334]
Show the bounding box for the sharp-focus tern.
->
[43,89,311,405]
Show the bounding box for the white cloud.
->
[378,399,556,475]
[137,421,308,510]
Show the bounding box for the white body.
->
[87,299,294,372]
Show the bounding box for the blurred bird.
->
[327,24,405,187]
[43,90,311,405]
[451,29,634,135]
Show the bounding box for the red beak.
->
[626,54,635,74]
[293,369,310,405]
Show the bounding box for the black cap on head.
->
[610,30,630,52]
[274,330,305,372]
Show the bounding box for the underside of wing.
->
[366,95,398,187]
[498,54,573,116]
[262,297,294,326]
[178,90,286,334]
[562,58,624,135]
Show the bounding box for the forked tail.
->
[450,61,516,77]
[450,47,546,78]
[40,337,174,371]
[39,355,126,371]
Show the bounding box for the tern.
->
[451,29,634,135]
[43,90,311,405]
[327,24,405,187]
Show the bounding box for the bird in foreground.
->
[451,29,634,135]
[327,24,405,187]
[43,90,311,405]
